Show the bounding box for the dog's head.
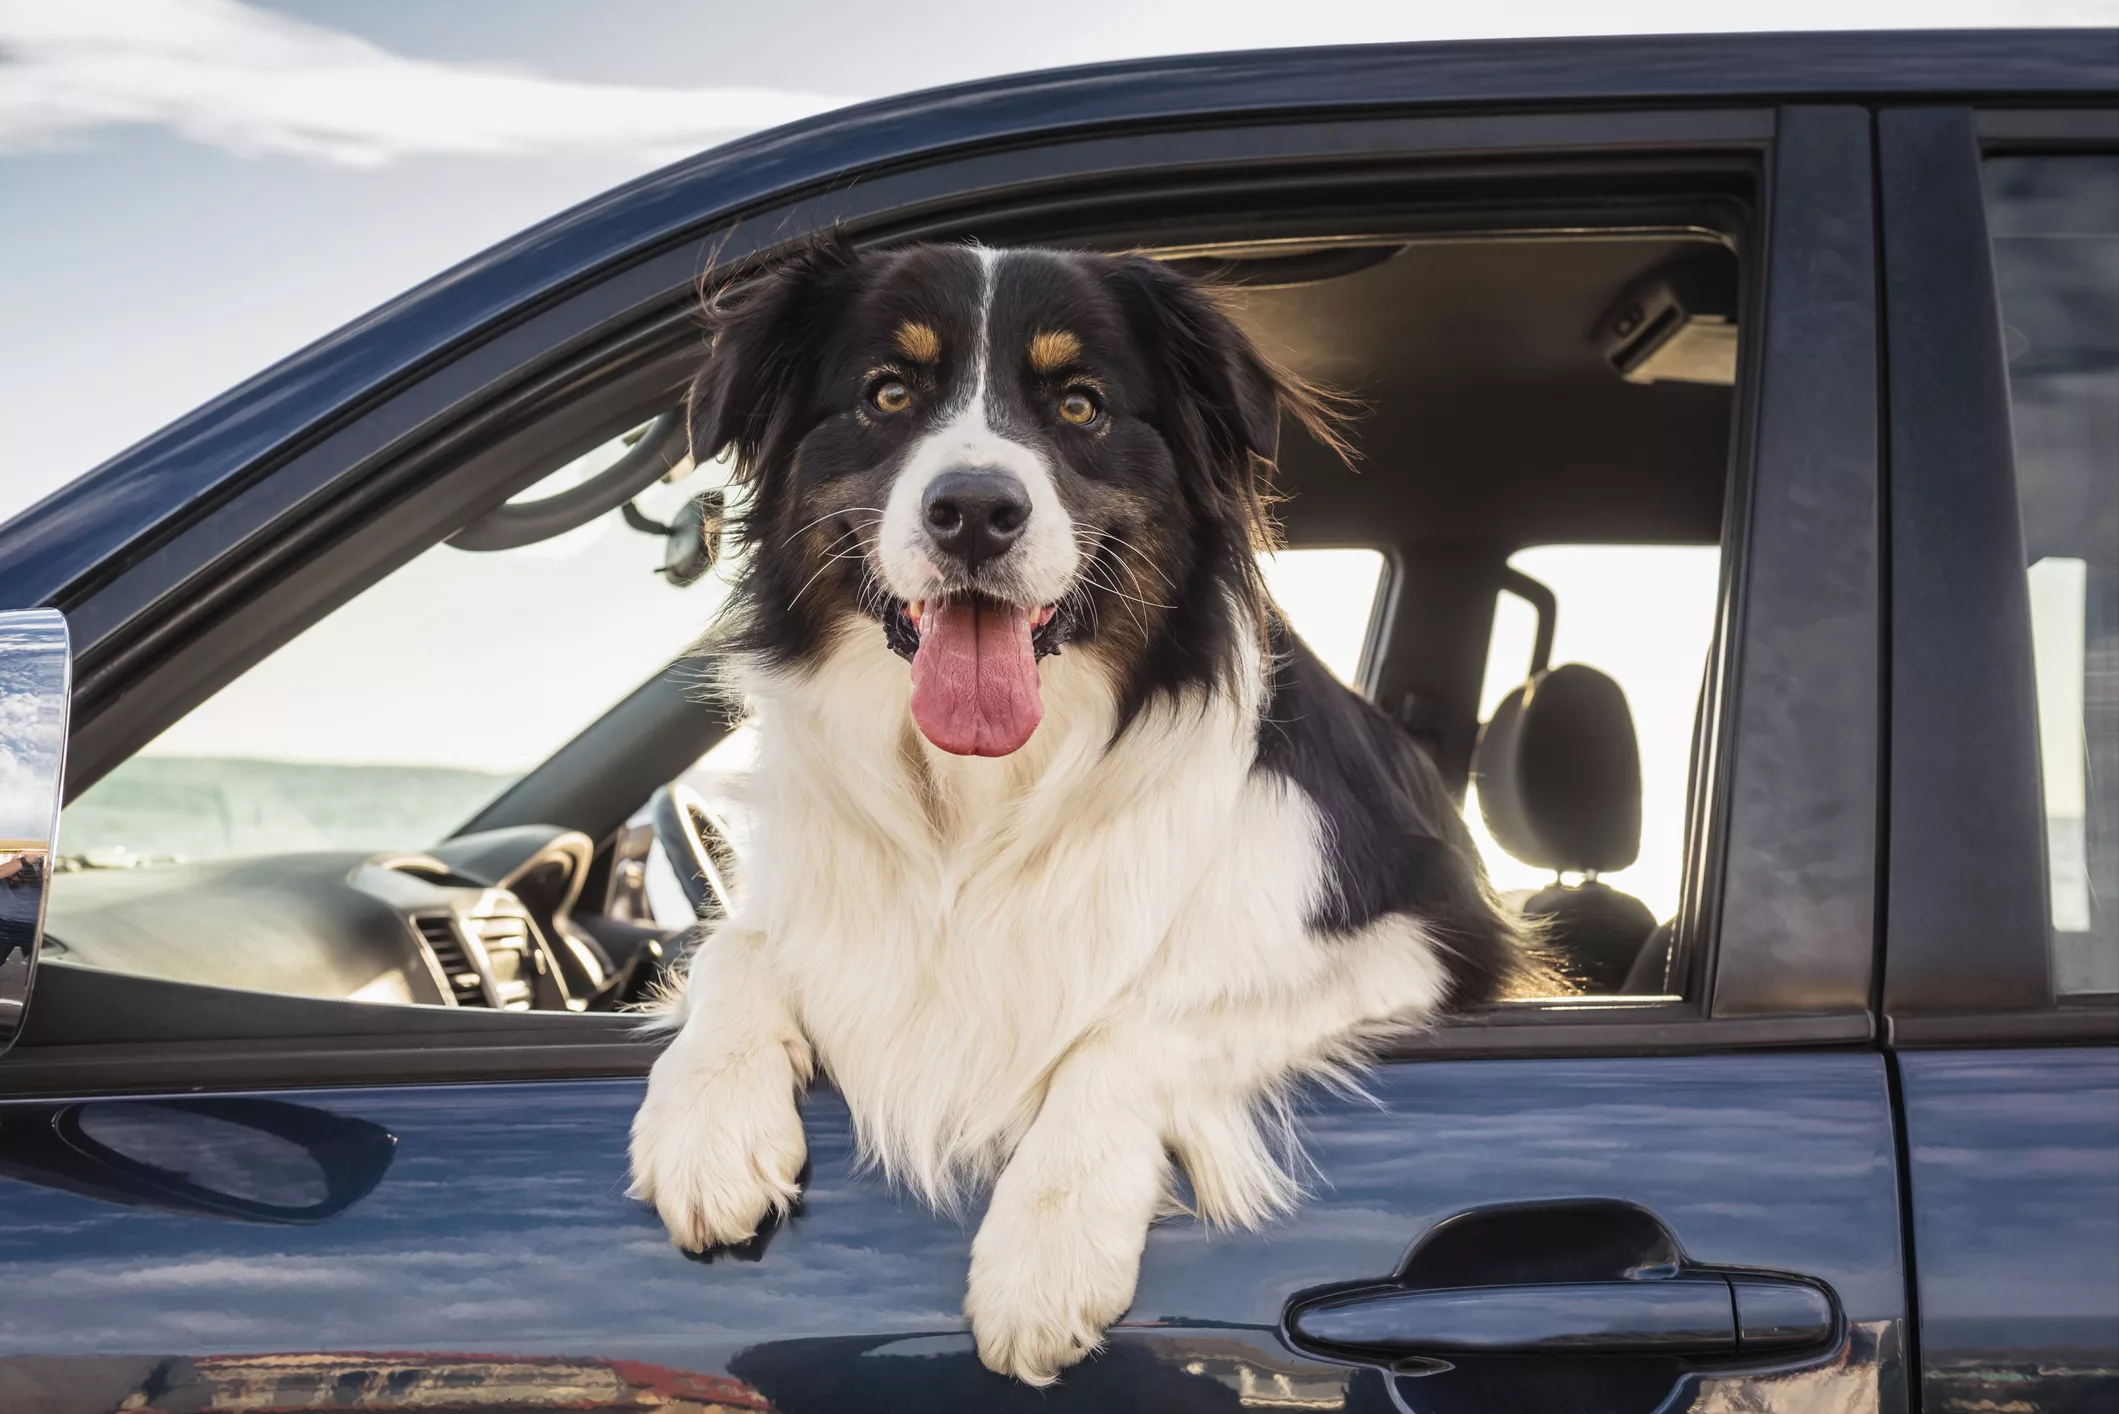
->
[692,238,1343,757]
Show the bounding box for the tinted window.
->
[1986,154,2119,995]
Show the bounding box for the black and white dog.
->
[629,239,1530,1383]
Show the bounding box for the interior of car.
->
[40,200,1744,1019]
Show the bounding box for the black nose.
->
[921,470,1031,568]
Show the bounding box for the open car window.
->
[38,204,1755,1023]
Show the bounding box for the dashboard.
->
[40,824,681,1012]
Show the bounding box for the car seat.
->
[1472,663,1656,991]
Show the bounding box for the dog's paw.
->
[628,1039,806,1252]
[965,1184,1144,1385]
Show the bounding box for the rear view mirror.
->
[0,609,69,1059]
[0,1097,398,1225]
[623,488,726,587]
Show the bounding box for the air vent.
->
[413,914,488,1007]
[469,912,539,1010]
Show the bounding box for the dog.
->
[627,238,1531,1384]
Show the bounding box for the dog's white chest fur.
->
[737,633,1332,1203]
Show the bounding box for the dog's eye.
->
[1057,389,1101,426]
[870,379,911,414]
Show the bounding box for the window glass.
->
[1468,544,1722,927]
[58,429,737,867]
[1987,154,2119,995]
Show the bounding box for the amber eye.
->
[870,379,911,414]
[1058,389,1100,426]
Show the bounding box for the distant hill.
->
[60,757,519,864]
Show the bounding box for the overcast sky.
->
[2,0,2113,521]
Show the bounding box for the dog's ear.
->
[1111,256,1352,543]
[687,232,862,485]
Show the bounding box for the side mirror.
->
[0,609,69,1060]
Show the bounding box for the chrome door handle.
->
[1282,1199,1841,1371]
[1286,1273,1832,1361]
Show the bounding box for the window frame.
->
[6,101,1899,1096]
[1879,104,2119,1047]
[1379,106,1886,1045]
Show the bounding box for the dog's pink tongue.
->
[910,598,1043,756]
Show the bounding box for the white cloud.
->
[0,0,853,167]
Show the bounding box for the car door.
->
[13,35,2100,1414]
[1876,105,2119,1414]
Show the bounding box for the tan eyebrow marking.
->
[895,321,942,363]
[1029,330,1080,373]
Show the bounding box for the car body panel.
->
[1874,96,2119,1414]
[1899,1049,2119,1413]
[0,1055,1903,1413]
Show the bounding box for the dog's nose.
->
[921,470,1031,568]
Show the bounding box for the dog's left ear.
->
[688,233,863,487]
[1112,257,1351,539]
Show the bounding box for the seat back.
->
[1473,663,1653,990]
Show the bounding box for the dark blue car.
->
[0,29,2113,1414]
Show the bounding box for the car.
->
[0,27,2113,1414]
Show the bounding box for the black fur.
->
[1096,255,1282,733]
[1254,616,1518,1009]
[684,234,879,670]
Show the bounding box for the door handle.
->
[1282,1200,1841,1370]
[1287,1274,1831,1361]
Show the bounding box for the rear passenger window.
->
[1987,153,2119,996]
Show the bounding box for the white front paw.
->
[966,1184,1145,1385]
[628,1039,806,1251]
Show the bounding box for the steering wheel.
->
[647,782,740,923]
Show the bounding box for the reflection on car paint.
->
[0,1055,1904,1413]
[1900,1049,2119,1413]
[38,1353,772,1413]
[0,1097,396,1226]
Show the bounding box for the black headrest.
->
[1473,663,1642,875]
